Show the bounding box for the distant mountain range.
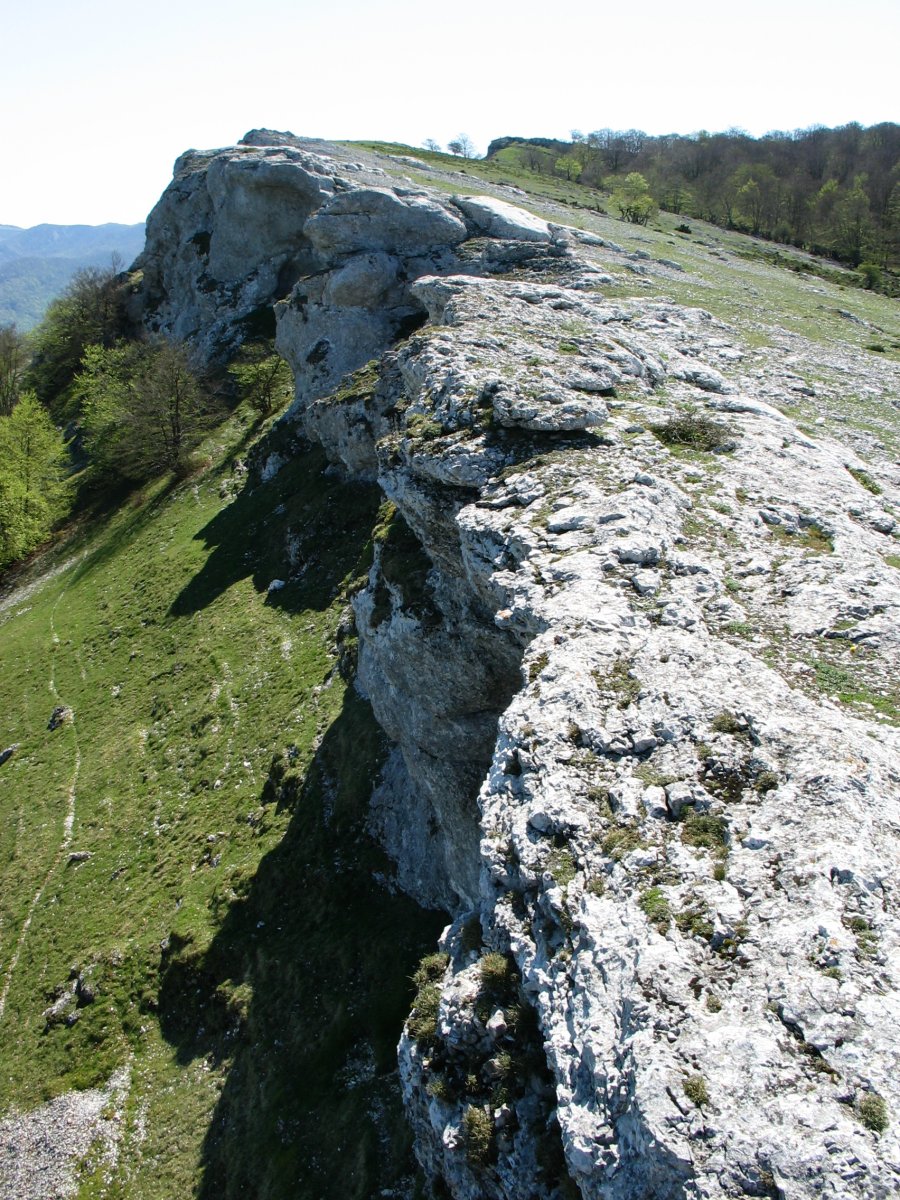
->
[0,223,146,330]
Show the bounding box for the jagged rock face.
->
[136,135,900,1199]
[310,274,900,1199]
[135,142,339,354]
[134,131,577,393]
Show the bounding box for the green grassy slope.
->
[0,406,443,1198]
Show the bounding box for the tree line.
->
[492,123,900,282]
[0,266,292,570]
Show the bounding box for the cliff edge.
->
[134,132,900,1200]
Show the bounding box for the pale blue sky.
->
[4,0,898,226]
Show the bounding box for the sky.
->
[3,0,898,227]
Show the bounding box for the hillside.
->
[0,224,146,330]
[482,124,900,281]
[1,132,899,1200]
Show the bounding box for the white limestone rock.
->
[304,188,467,256]
[134,135,900,1200]
[452,195,552,242]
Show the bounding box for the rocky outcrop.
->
[135,134,900,1200]
[317,274,900,1199]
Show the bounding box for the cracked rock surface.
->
[133,133,900,1199]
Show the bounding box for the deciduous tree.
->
[447,134,476,159]
[77,340,209,482]
[612,173,657,225]
[228,346,293,417]
[0,392,69,565]
[26,262,128,415]
[0,324,27,416]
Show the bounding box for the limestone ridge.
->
[135,133,900,1199]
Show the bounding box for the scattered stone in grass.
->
[48,706,73,730]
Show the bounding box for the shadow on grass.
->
[157,686,446,1199]
[171,437,381,618]
[55,409,282,597]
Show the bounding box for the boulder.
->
[453,194,551,242]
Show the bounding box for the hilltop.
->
[0,131,898,1200]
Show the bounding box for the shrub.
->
[26,264,129,414]
[479,952,515,1000]
[683,1074,709,1106]
[858,1093,888,1133]
[463,1104,494,1166]
[858,262,883,290]
[611,173,657,225]
[0,392,70,566]
[639,887,671,932]
[228,346,293,416]
[412,952,449,990]
[845,464,882,495]
[650,413,734,452]
[77,340,212,482]
[408,983,441,1047]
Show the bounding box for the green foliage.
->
[680,810,729,857]
[611,173,657,225]
[711,710,745,735]
[25,264,128,415]
[228,345,293,417]
[639,887,671,932]
[462,1104,494,1165]
[372,504,435,625]
[845,464,882,494]
[811,657,900,723]
[76,340,211,482]
[555,155,583,183]
[683,1074,710,1106]
[858,1093,889,1133]
[478,952,515,1003]
[674,904,715,941]
[408,983,442,1046]
[405,412,443,441]
[408,954,449,1047]
[412,952,449,990]
[592,656,641,708]
[0,323,27,415]
[755,771,779,795]
[858,262,884,290]
[528,650,549,683]
[845,914,879,958]
[548,848,577,888]
[725,620,754,638]
[0,391,70,566]
[601,825,643,861]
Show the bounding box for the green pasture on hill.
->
[0,406,444,1199]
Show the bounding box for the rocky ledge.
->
[136,133,900,1199]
